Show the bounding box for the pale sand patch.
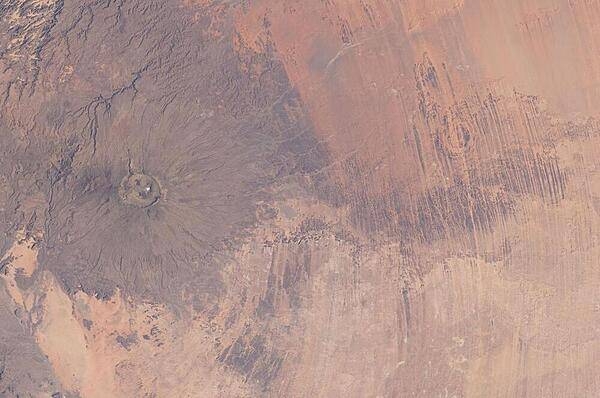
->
[1,230,40,307]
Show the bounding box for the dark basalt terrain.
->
[2,1,600,397]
